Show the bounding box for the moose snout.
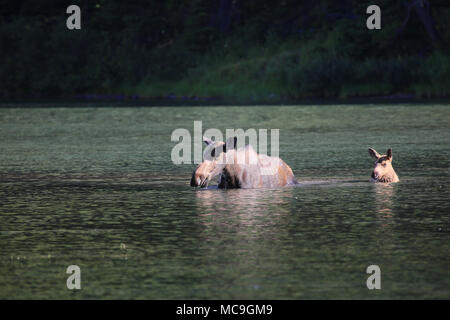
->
[191,172,208,187]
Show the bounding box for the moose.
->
[191,136,297,189]
[368,148,399,183]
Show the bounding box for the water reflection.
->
[194,187,294,242]
[373,183,397,246]
[192,187,298,296]
[374,183,395,218]
[195,187,293,213]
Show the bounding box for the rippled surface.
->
[0,104,449,299]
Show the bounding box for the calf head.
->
[368,148,399,183]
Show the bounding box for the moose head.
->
[190,136,237,188]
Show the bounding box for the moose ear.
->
[386,148,393,160]
[203,136,213,146]
[223,136,237,153]
[368,148,381,159]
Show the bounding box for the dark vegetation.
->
[1,0,449,102]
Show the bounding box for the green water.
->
[0,104,449,299]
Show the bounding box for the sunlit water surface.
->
[0,104,448,299]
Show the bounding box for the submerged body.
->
[217,146,297,188]
[191,137,297,189]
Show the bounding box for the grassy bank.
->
[1,1,449,101]
[126,52,450,102]
[124,39,450,101]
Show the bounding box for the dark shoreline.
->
[1,94,450,108]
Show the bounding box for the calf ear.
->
[224,136,237,153]
[386,148,393,160]
[203,136,213,146]
[368,148,381,159]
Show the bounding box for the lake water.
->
[0,104,448,299]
